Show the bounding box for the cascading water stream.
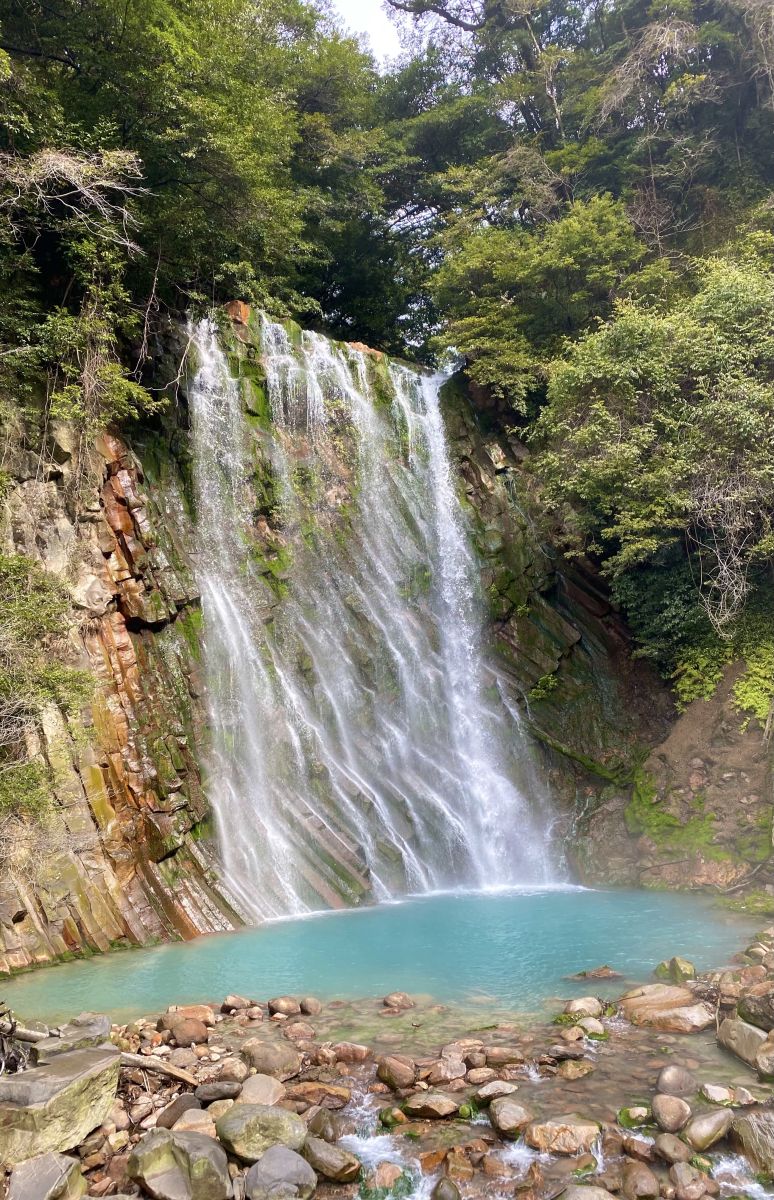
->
[188,317,553,918]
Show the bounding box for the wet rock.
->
[284,1021,315,1041]
[222,995,251,1013]
[0,1048,120,1164]
[621,1161,659,1200]
[245,1144,317,1200]
[621,1134,655,1161]
[577,1017,605,1036]
[738,983,774,1032]
[560,1188,617,1200]
[403,1091,459,1119]
[302,1136,361,1182]
[157,1094,201,1130]
[717,1016,767,1067]
[564,997,603,1018]
[160,1005,215,1029]
[732,1108,774,1174]
[127,1128,232,1200]
[377,1055,416,1090]
[466,1067,497,1085]
[332,1041,370,1062]
[669,1162,707,1200]
[196,1081,242,1103]
[474,1080,519,1104]
[427,1057,466,1084]
[488,1096,533,1137]
[383,992,414,1009]
[652,1094,691,1132]
[682,1108,732,1151]
[215,1103,306,1162]
[269,997,301,1017]
[656,1065,698,1097]
[242,1040,301,1080]
[620,985,713,1033]
[559,1059,594,1080]
[208,1100,235,1120]
[238,1075,287,1106]
[368,1163,404,1190]
[655,957,696,984]
[300,998,323,1016]
[699,1084,733,1105]
[618,1106,650,1128]
[432,1179,461,1200]
[526,1114,600,1155]
[654,1133,692,1164]
[754,1035,774,1078]
[485,1045,524,1066]
[8,1152,87,1200]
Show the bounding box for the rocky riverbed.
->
[4,935,774,1200]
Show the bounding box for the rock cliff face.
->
[0,310,771,973]
[0,417,244,974]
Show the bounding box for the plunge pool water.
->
[1,887,756,1024]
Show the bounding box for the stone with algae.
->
[128,1127,232,1200]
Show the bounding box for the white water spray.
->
[188,317,553,917]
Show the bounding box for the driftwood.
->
[0,1019,48,1043]
[119,1051,198,1087]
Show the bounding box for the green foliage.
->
[529,672,558,702]
[431,197,644,409]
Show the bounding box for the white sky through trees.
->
[331,0,403,62]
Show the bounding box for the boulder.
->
[161,1005,215,1029]
[31,1014,112,1065]
[488,1096,532,1137]
[738,983,774,1032]
[652,1094,691,1132]
[669,1162,707,1200]
[656,1065,698,1097]
[215,1103,306,1163]
[655,957,696,984]
[526,1115,600,1155]
[269,997,301,1017]
[432,1180,460,1200]
[755,1036,774,1078]
[560,1189,617,1200]
[578,1017,605,1036]
[485,1045,524,1066]
[403,1092,459,1119]
[172,1109,217,1137]
[564,997,603,1018]
[8,1152,86,1200]
[682,1108,732,1151]
[242,1040,301,1080]
[474,1080,519,1105]
[427,1057,465,1084]
[368,1163,404,1190]
[300,998,323,1016]
[245,1145,317,1200]
[383,992,414,1009]
[377,1055,416,1090]
[302,1136,361,1182]
[165,1016,209,1047]
[331,1041,370,1063]
[0,1048,120,1164]
[127,1128,232,1200]
[621,1161,659,1200]
[717,1016,767,1067]
[620,984,713,1033]
[732,1108,774,1174]
[466,1067,497,1085]
[195,1081,242,1103]
[654,1133,692,1164]
[157,1094,201,1130]
[238,1074,287,1106]
[699,1084,733,1105]
[219,1057,250,1084]
[222,995,252,1012]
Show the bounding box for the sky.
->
[331,0,404,63]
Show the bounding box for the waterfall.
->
[188,316,552,919]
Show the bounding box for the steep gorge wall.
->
[0,413,244,973]
[1,309,771,975]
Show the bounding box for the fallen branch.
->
[119,1051,197,1087]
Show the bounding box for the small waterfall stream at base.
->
[188,316,554,917]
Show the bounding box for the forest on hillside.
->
[2,0,774,717]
